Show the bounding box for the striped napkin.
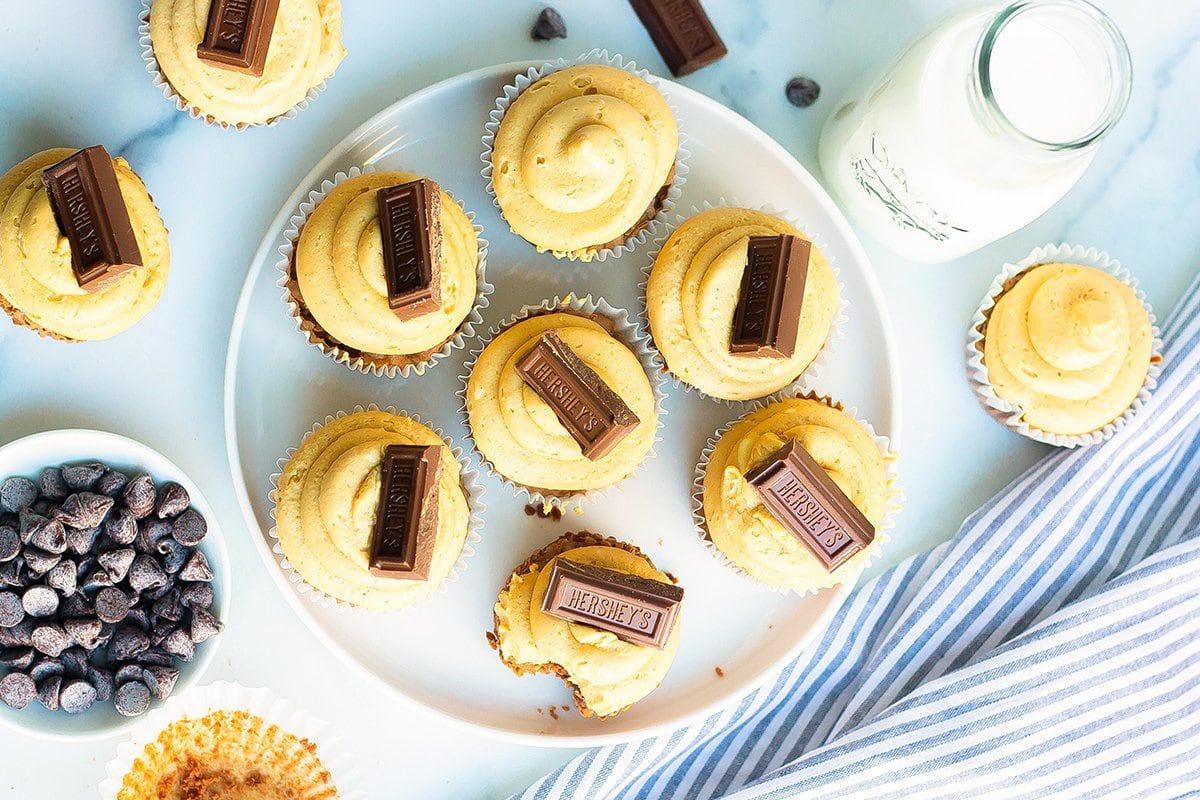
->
[515,271,1200,800]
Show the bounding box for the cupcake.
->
[488,60,679,260]
[285,170,486,376]
[492,531,683,719]
[646,207,840,401]
[971,253,1158,444]
[463,299,660,503]
[698,395,894,593]
[272,410,474,611]
[114,708,337,799]
[0,147,169,341]
[145,0,345,128]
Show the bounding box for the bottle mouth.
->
[975,0,1132,151]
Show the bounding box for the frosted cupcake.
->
[0,147,169,341]
[646,207,839,401]
[146,0,345,127]
[489,62,678,260]
[492,531,683,718]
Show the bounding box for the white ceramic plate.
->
[224,61,900,747]
[0,429,231,740]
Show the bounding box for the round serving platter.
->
[224,60,900,747]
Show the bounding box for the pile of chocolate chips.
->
[0,463,222,716]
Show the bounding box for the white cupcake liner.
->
[138,0,330,129]
[966,243,1163,448]
[457,294,669,511]
[692,390,903,595]
[639,199,849,406]
[481,48,691,263]
[277,165,493,378]
[267,404,486,614]
[100,681,364,800]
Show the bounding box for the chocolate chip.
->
[171,509,207,546]
[114,663,146,684]
[60,592,92,619]
[111,626,150,661]
[94,470,128,498]
[61,463,106,492]
[126,607,150,633]
[0,477,37,513]
[28,517,67,554]
[128,554,167,593]
[79,569,113,594]
[152,590,183,623]
[161,628,195,661]
[39,468,70,501]
[23,547,61,577]
[114,679,150,716]
[53,493,113,530]
[29,657,64,682]
[18,511,48,544]
[144,581,175,601]
[156,538,189,574]
[122,474,156,519]
[0,618,33,647]
[178,582,213,610]
[0,559,28,588]
[31,624,69,657]
[0,526,18,562]
[0,647,33,670]
[189,607,223,643]
[143,666,179,700]
[149,619,173,646]
[59,678,97,713]
[94,587,132,624]
[36,674,62,711]
[86,667,113,702]
[531,7,567,40]
[785,76,821,108]
[137,647,174,667]
[0,672,36,709]
[22,586,59,618]
[45,562,77,596]
[64,617,103,649]
[104,508,137,546]
[179,551,213,582]
[0,591,24,627]
[135,518,172,554]
[155,483,189,520]
[65,525,101,555]
[97,549,134,583]
[60,646,88,677]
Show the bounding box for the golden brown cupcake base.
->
[0,291,77,342]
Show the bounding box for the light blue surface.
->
[0,1,1196,797]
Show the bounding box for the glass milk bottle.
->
[818,0,1131,263]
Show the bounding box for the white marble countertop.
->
[0,1,1197,797]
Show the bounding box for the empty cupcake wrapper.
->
[457,293,669,511]
[138,0,329,129]
[692,390,902,595]
[267,404,486,614]
[99,680,364,800]
[481,47,691,263]
[966,242,1163,448]
[639,199,848,405]
[277,165,493,378]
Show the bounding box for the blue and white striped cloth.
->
[516,270,1200,800]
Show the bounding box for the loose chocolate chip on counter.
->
[23,547,62,578]
[104,508,138,546]
[65,525,102,556]
[0,591,24,627]
[114,679,151,716]
[178,582,213,610]
[0,647,34,670]
[171,509,207,546]
[157,538,190,574]
[531,7,567,40]
[36,674,62,711]
[155,483,189,520]
[40,469,70,501]
[61,463,107,492]
[785,76,821,108]
[95,587,132,624]
[59,679,98,714]
[98,549,135,584]
[128,554,168,593]
[0,672,36,709]
[22,585,60,618]
[111,626,150,661]
[54,493,114,530]
[0,526,19,561]
[179,551,213,582]
[64,617,103,649]
[94,469,129,498]
[31,624,69,657]
[0,477,38,513]
[162,628,195,661]
[122,474,156,519]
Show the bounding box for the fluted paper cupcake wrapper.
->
[692,390,902,595]
[481,48,691,263]
[638,199,849,405]
[266,405,486,614]
[99,681,364,800]
[138,0,329,129]
[277,165,493,378]
[966,243,1164,449]
[457,294,669,511]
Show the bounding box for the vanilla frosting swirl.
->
[491,64,677,257]
[466,312,657,494]
[274,410,470,611]
[149,0,345,126]
[647,208,839,401]
[702,397,889,593]
[984,262,1154,435]
[495,540,680,718]
[295,171,479,358]
[0,148,169,341]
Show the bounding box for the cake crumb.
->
[714,666,725,678]
[524,503,565,521]
[658,538,664,546]
[549,706,559,720]
[562,705,570,711]
[485,632,499,650]
[536,707,544,715]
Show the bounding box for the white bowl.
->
[0,429,231,741]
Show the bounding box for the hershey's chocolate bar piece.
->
[516,330,640,460]
[196,0,281,77]
[376,179,443,321]
[730,235,810,359]
[368,444,443,581]
[628,0,727,77]
[41,146,143,293]
[541,557,683,650]
[745,439,875,571]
